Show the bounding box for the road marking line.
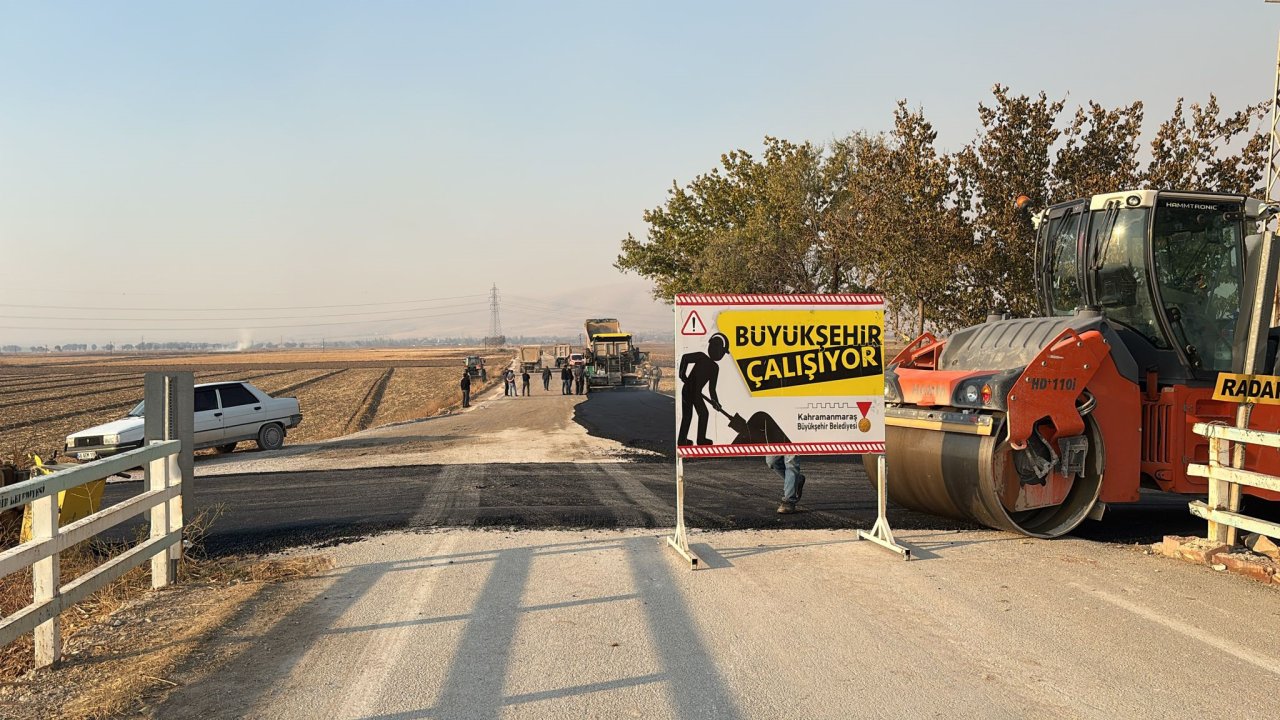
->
[1074,584,1280,676]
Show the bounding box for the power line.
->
[0,300,490,323]
[503,293,647,316]
[0,306,487,332]
[0,292,489,313]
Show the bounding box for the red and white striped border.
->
[675,293,883,306]
[677,442,884,458]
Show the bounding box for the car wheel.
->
[216,443,238,454]
[257,423,285,451]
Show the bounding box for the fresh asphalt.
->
[102,390,1207,556]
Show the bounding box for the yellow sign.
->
[1212,372,1280,405]
[718,309,885,397]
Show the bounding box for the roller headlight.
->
[103,434,120,445]
[953,375,1002,408]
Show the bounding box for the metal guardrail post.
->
[169,373,193,577]
[143,371,191,586]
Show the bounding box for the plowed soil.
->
[0,349,508,458]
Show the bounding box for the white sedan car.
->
[65,381,302,460]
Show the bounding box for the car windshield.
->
[127,400,145,417]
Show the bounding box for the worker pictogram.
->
[680,311,707,336]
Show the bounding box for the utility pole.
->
[488,283,503,349]
[1269,31,1280,207]
[1265,17,1280,324]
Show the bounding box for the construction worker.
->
[460,370,472,408]
[649,364,662,392]
[766,455,804,514]
[521,369,531,396]
[561,364,572,395]
[571,362,585,395]
[542,366,552,391]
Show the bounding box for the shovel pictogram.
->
[702,394,791,445]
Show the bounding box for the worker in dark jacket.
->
[561,364,573,395]
[542,366,552,391]
[460,370,472,408]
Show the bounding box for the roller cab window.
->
[1150,197,1245,372]
[1042,203,1086,315]
[1091,207,1164,347]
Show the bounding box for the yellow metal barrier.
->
[19,455,106,543]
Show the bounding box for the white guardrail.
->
[1187,423,1280,542]
[0,439,184,668]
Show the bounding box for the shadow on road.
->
[154,534,746,720]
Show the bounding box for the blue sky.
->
[1,1,1277,345]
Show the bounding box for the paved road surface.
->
[102,384,1205,554]
[152,528,1280,720]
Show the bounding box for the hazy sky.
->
[2,0,1278,346]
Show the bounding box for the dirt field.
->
[0,348,511,459]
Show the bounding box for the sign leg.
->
[665,456,700,569]
[858,454,911,560]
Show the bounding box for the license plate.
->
[77,451,97,461]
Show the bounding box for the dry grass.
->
[0,506,314,680]
[0,504,332,720]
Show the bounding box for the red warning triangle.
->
[856,401,872,418]
[681,311,707,335]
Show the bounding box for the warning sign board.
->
[673,293,884,457]
[1213,372,1280,405]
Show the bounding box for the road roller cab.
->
[883,190,1280,537]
